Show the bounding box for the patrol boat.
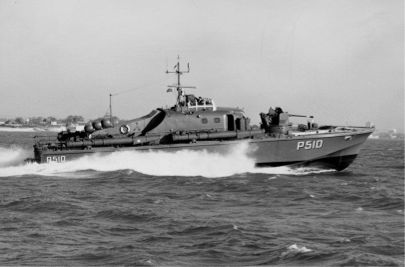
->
[31,59,374,171]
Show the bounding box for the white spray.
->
[0,143,334,178]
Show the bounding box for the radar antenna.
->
[166,56,196,107]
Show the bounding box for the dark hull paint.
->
[256,154,358,171]
[35,129,373,171]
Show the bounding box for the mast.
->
[109,92,118,126]
[166,56,195,107]
[109,93,113,124]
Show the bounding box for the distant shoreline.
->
[0,126,65,133]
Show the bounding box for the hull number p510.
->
[46,156,66,163]
[297,140,323,150]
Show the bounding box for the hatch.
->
[227,114,235,131]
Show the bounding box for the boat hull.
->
[34,128,373,171]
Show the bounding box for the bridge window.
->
[214,117,221,123]
[201,118,208,124]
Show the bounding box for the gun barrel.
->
[289,114,314,118]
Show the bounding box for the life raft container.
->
[119,124,130,134]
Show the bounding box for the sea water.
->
[0,132,403,265]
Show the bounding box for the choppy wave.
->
[0,138,403,266]
[0,144,333,178]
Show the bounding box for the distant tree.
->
[30,117,43,125]
[47,116,57,122]
[15,117,25,124]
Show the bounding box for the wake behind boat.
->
[29,59,373,171]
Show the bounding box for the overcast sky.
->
[0,0,403,131]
